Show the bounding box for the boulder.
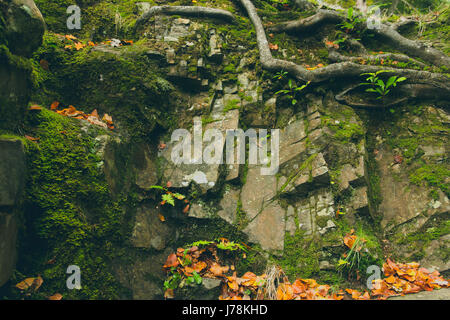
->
[0,138,26,287]
[2,0,45,57]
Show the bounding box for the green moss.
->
[12,108,135,299]
[279,230,320,280]
[410,164,450,197]
[30,32,177,140]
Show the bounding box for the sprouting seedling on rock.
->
[360,70,406,99]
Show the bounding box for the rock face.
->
[0,138,26,287]
[1,0,45,57]
[0,0,45,130]
[0,0,43,287]
[3,0,448,300]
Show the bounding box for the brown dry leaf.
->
[25,135,40,142]
[164,289,174,299]
[210,262,229,277]
[163,253,179,268]
[74,42,86,51]
[16,276,43,291]
[277,283,294,300]
[40,59,49,71]
[192,261,207,273]
[182,204,190,214]
[158,214,165,222]
[343,229,357,249]
[29,105,42,111]
[50,101,60,110]
[48,293,63,300]
[90,109,99,119]
[269,43,279,50]
[65,34,77,41]
[15,278,35,290]
[102,113,113,123]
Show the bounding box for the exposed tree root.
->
[135,5,237,28]
[269,8,450,68]
[336,82,450,108]
[236,0,450,103]
[268,9,343,33]
[373,24,450,68]
[328,50,426,68]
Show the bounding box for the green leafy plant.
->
[335,8,364,44]
[360,70,407,99]
[275,79,311,105]
[338,8,364,33]
[273,70,288,80]
[149,185,185,206]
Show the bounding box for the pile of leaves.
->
[163,234,449,300]
[59,34,133,51]
[15,276,62,300]
[370,259,449,299]
[162,239,261,299]
[48,101,114,130]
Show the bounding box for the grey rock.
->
[131,206,171,250]
[3,0,45,57]
[0,139,25,207]
[0,212,18,287]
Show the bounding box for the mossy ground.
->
[4,108,136,299]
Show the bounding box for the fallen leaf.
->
[65,34,77,41]
[163,253,179,268]
[158,214,165,222]
[50,101,60,110]
[164,289,174,299]
[269,43,279,50]
[29,105,42,111]
[74,42,86,51]
[48,293,63,300]
[90,109,99,119]
[25,135,40,142]
[40,59,49,71]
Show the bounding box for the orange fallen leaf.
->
[90,109,99,119]
[74,42,85,51]
[102,113,113,123]
[182,204,190,214]
[25,135,40,142]
[164,289,174,299]
[50,101,60,110]
[163,253,179,268]
[48,293,63,300]
[16,276,43,291]
[29,105,42,110]
[158,213,165,222]
[65,34,77,41]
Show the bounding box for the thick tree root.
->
[336,83,450,108]
[328,50,426,68]
[237,0,450,101]
[135,5,237,28]
[269,9,450,68]
[373,24,450,68]
[268,9,343,33]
